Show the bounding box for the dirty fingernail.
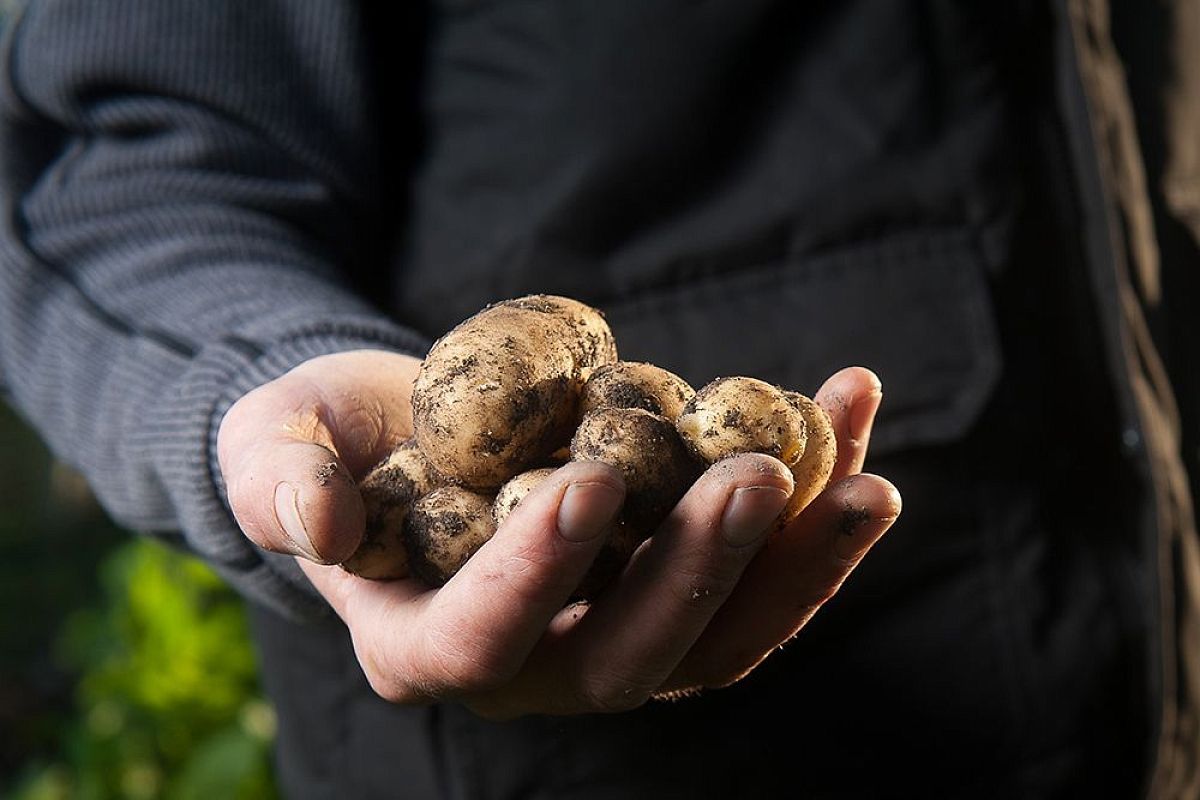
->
[274,482,320,560]
[721,486,791,547]
[558,481,624,542]
[833,486,901,562]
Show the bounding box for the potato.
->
[341,439,442,580]
[402,292,850,589]
[675,377,837,532]
[403,486,498,587]
[492,467,559,524]
[579,361,695,422]
[776,391,837,528]
[573,518,641,601]
[493,466,641,600]
[675,376,808,467]
[512,295,619,382]
[412,294,618,490]
[570,407,702,537]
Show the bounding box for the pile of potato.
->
[340,294,836,599]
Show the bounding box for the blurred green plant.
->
[8,539,278,800]
[1,399,278,799]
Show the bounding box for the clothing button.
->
[1121,428,1142,455]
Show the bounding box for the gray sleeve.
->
[0,0,427,619]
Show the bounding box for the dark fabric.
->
[249,420,1144,799]
[0,0,1195,797]
[393,2,1016,338]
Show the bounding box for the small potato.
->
[341,439,442,580]
[579,361,695,422]
[776,391,837,529]
[675,376,808,467]
[573,518,641,601]
[412,294,618,491]
[675,377,837,532]
[493,466,640,600]
[493,467,560,524]
[404,486,498,587]
[570,407,702,537]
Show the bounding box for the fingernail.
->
[274,482,320,560]
[849,389,883,444]
[833,492,900,562]
[721,486,791,547]
[558,481,624,542]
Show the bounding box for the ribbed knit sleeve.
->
[0,0,428,619]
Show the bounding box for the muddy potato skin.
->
[580,361,695,422]
[493,467,559,524]
[412,295,618,491]
[404,486,498,587]
[341,439,442,580]
[675,376,808,467]
[777,391,837,528]
[571,407,702,537]
[513,295,619,381]
[493,466,640,600]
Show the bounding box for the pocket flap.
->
[602,229,1001,455]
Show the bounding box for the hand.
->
[217,351,901,719]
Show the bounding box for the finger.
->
[813,366,883,480]
[282,350,420,477]
[217,351,420,563]
[222,434,365,564]
[661,472,900,692]
[359,462,624,703]
[522,453,794,713]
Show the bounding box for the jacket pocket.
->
[602,227,1002,456]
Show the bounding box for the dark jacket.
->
[1,0,1196,797]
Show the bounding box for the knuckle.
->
[419,625,518,695]
[327,397,389,459]
[490,543,576,604]
[670,564,742,611]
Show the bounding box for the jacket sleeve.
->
[0,0,428,620]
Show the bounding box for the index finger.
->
[301,461,626,705]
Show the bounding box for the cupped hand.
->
[217,351,900,719]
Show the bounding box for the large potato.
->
[412,295,618,490]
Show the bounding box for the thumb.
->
[218,404,366,566]
[216,350,422,564]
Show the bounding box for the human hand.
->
[217,352,900,719]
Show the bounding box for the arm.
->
[0,0,424,617]
[1,0,901,716]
